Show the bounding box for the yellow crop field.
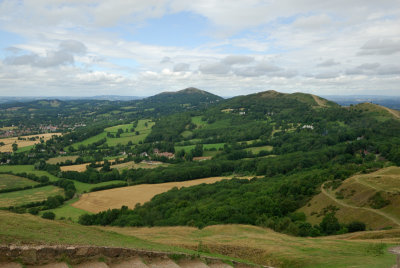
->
[0,133,62,152]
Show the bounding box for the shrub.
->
[347,221,366,232]
[42,212,56,220]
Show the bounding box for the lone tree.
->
[12,143,18,152]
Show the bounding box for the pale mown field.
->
[72,176,252,213]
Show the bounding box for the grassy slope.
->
[0,165,59,181]
[0,173,38,190]
[299,166,400,229]
[103,224,397,268]
[0,211,252,265]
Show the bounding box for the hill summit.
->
[145,87,223,106]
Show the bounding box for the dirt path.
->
[320,182,400,226]
[312,94,326,107]
[382,106,400,119]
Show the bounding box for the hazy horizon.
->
[0,1,399,96]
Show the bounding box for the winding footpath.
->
[320,182,400,227]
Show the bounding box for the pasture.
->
[0,185,64,207]
[110,161,169,171]
[0,133,62,153]
[41,198,92,221]
[245,145,273,154]
[46,155,79,164]
[72,176,250,213]
[0,165,59,181]
[0,173,38,190]
[175,143,225,153]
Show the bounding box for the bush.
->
[28,207,40,215]
[42,212,56,220]
[347,221,366,232]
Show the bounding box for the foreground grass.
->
[104,225,398,268]
[0,211,252,265]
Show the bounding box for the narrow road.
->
[320,182,400,226]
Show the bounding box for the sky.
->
[0,0,399,97]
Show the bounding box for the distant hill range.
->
[323,95,400,110]
[0,95,143,104]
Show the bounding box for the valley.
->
[1,88,400,267]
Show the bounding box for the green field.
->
[245,145,273,154]
[105,123,134,132]
[0,165,59,182]
[70,119,154,148]
[191,116,208,127]
[70,131,108,149]
[73,180,127,194]
[41,198,91,221]
[46,155,80,164]
[0,185,64,207]
[16,144,34,153]
[175,143,225,153]
[0,173,38,190]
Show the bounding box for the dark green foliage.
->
[368,192,390,209]
[347,221,366,232]
[320,213,341,235]
[42,211,56,220]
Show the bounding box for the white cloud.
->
[0,0,399,96]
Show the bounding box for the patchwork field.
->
[300,166,400,230]
[46,155,79,164]
[69,119,154,149]
[72,176,250,213]
[0,165,59,181]
[0,173,38,190]
[0,185,64,207]
[0,133,62,152]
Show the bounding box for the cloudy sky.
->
[0,0,399,97]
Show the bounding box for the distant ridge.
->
[144,87,223,106]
